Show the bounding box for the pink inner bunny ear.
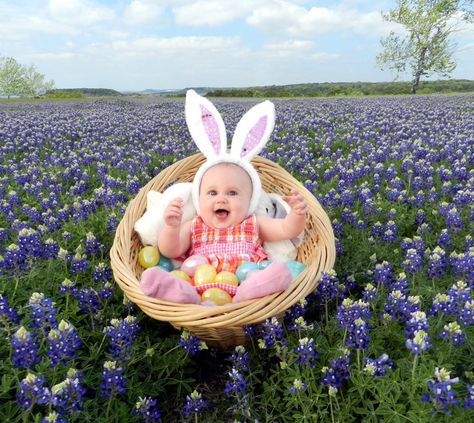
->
[241,115,267,158]
[200,104,222,155]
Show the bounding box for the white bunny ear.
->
[230,100,275,160]
[185,90,227,158]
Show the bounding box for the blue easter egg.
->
[286,261,306,279]
[258,260,272,270]
[236,262,260,282]
[156,256,174,272]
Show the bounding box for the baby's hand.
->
[164,198,184,227]
[282,189,307,216]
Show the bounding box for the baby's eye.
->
[228,190,238,196]
[208,190,217,196]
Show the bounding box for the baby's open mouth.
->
[215,209,229,217]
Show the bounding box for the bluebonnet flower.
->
[321,352,351,395]
[337,298,371,327]
[288,378,309,393]
[0,293,20,326]
[362,283,378,302]
[363,354,393,377]
[84,232,102,255]
[18,228,43,257]
[449,248,474,283]
[92,262,112,283]
[70,252,90,275]
[438,321,465,346]
[11,326,41,368]
[405,330,431,355]
[405,311,430,338]
[430,293,457,316]
[447,280,470,304]
[293,337,320,368]
[243,324,260,340]
[50,369,86,416]
[133,396,161,422]
[370,221,384,239]
[391,272,409,293]
[47,320,81,366]
[445,206,464,231]
[382,221,398,243]
[402,248,423,274]
[183,390,208,417]
[288,316,315,332]
[42,238,59,259]
[28,292,58,334]
[315,270,340,302]
[0,243,27,272]
[258,317,286,349]
[427,246,448,278]
[58,279,78,296]
[42,411,67,423]
[107,213,120,232]
[464,385,474,409]
[374,261,394,287]
[284,298,308,328]
[100,360,127,397]
[17,373,49,410]
[228,345,250,373]
[104,316,141,362]
[178,331,207,356]
[224,368,248,398]
[459,299,474,326]
[348,318,371,350]
[74,288,103,315]
[422,367,459,413]
[437,229,451,250]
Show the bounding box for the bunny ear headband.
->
[185,89,275,215]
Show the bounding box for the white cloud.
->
[247,2,391,37]
[310,52,340,62]
[48,0,115,26]
[124,0,163,24]
[173,0,266,26]
[26,52,77,60]
[263,39,314,58]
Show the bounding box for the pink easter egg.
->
[180,255,209,277]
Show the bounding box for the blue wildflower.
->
[28,292,58,334]
[321,352,351,394]
[464,385,474,409]
[258,317,286,349]
[438,321,465,346]
[104,315,141,362]
[363,353,393,377]
[293,337,320,368]
[183,390,208,417]
[47,320,81,367]
[422,368,459,413]
[17,373,49,410]
[178,331,207,356]
[100,361,127,398]
[50,368,86,416]
[134,396,161,422]
[288,378,309,393]
[0,293,20,326]
[11,326,41,369]
[405,330,431,355]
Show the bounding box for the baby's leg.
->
[140,267,200,304]
[233,262,292,303]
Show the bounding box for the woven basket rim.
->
[110,153,335,330]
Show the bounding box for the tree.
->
[376,0,474,94]
[0,56,55,98]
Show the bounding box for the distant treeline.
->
[207,79,474,97]
[46,88,124,98]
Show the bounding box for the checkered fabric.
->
[189,214,267,273]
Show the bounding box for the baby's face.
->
[199,163,252,228]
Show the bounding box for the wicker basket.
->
[110,153,335,349]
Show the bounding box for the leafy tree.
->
[376,0,474,93]
[0,56,54,98]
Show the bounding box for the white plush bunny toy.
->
[134,90,302,262]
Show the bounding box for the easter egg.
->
[157,256,173,272]
[138,246,160,268]
[193,264,217,286]
[215,271,239,286]
[201,288,232,306]
[181,255,209,277]
[170,270,192,284]
[287,261,306,278]
[258,260,272,270]
[236,262,259,282]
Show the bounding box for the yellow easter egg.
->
[215,271,239,286]
[193,264,217,286]
[138,246,160,268]
[201,288,232,306]
[170,270,192,284]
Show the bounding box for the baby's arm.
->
[258,190,307,242]
[158,198,192,258]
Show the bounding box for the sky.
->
[1,0,473,91]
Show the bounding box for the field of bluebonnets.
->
[0,93,473,422]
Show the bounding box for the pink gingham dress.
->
[189,214,268,295]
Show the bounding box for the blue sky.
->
[1,0,473,91]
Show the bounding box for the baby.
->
[139,89,307,305]
[140,162,307,304]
